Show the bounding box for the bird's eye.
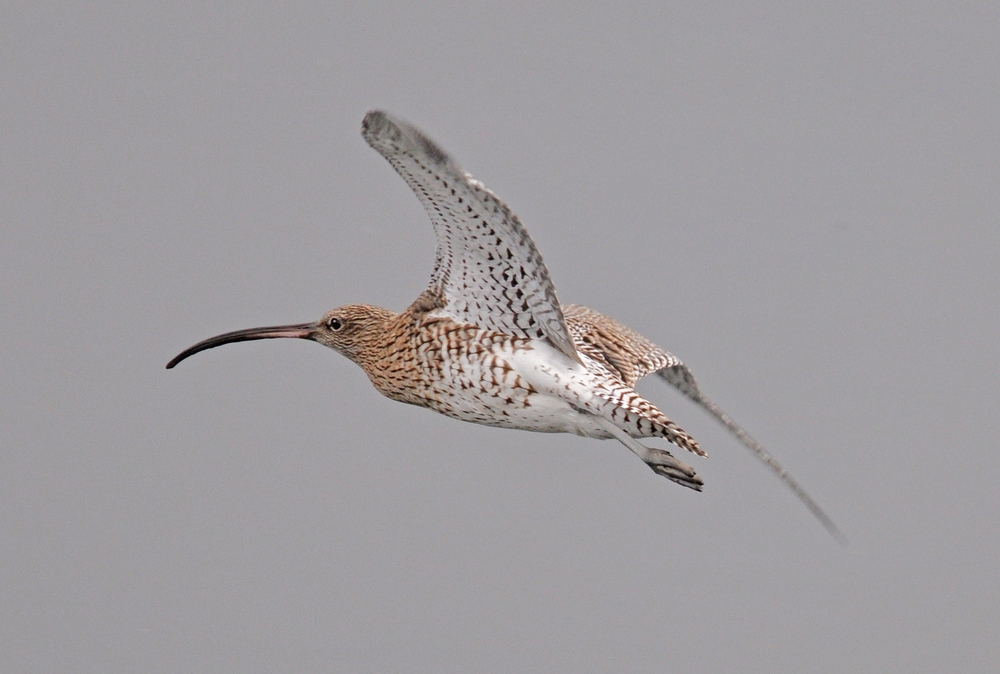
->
[328,317,343,331]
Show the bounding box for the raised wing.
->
[362,110,579,362]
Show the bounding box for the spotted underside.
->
[354,303,703,457]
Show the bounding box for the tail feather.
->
[590,381,705,456]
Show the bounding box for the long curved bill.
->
[166,322,317,369]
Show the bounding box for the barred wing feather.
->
[362,110,579,363]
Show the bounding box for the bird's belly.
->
[429,387,599,434]
[400,340,608,436]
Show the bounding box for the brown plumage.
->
[168,110,843,541]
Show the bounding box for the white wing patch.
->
[362,110,580,363]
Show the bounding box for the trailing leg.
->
[595,418,704,491]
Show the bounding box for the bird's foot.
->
[645,448,704,492]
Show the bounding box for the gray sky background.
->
[3,3,999,672]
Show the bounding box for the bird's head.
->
[312,304,396,361]
[166,304,396,369]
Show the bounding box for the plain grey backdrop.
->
[3,3,999,672]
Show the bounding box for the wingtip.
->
[361,109,450,166]
[361,109,389,135]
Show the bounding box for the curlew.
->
[169,110,842,541]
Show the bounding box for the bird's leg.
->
[596,419,704,491]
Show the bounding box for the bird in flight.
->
[169,110,842,541]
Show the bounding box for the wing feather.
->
[362,110,579,362]
[563,304,681,386]
[562,304,844,541]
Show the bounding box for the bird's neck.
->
[338,307,391,363]
[351,305,437,402]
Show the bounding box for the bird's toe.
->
[645,448,704,491]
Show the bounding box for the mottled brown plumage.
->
[168,110,843,541]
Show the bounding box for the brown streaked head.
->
[310,304,396,362]
[166,304,397,369]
